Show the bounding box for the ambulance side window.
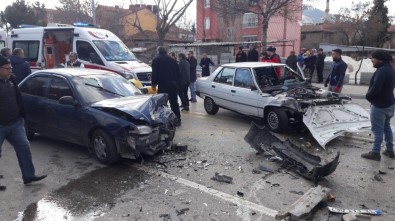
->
[13,41,39,62]
[76,41,103,65]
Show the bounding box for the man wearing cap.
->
[236,46,247,62]
[0,55,47,185]
[267,47,281,77]
[361,50,395,161]
[324,49,347,93]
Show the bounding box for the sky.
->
[1,0,394,20]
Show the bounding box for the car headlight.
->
[132,125,152,135]
[120,70,136,80]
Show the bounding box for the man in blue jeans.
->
[361,50,395,161]
[0,55,47,185]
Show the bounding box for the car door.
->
[19,74,51,133]
[43,75,83,144]
[211,67,236,108]
[229,68,261,116]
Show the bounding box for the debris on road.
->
[244,125,340,184]
[0,175,5,191]
[176,208,190,215]
[378,170,386,175]
[211,172,233,184]
[342,213,372,221]
[388,166,394,170]
[289,190,304,195]
[259,164,274,173]
[171,143,188,152]
[328,206,382,215]
[275,185,331,220]
[236,191,244,197]
[373,173,383,182]
[252,168,262,174]
[327,193,336,202]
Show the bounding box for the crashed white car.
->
[196,62,370,148]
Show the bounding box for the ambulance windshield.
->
[93,40,137,61]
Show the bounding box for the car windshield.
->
[93,40,137,61]
[73,74,142,104]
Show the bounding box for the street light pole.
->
[92,0,96,25]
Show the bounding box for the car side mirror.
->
[59,96,77,106]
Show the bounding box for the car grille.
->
[137,72,152,82]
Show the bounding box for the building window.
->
[204,17,210,30]
[204,0,210,8]
[242,13,258,28]
[249,0,258,6]
[242,35,257,42]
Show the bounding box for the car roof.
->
[221,62,285,68]
[31,68,117,77]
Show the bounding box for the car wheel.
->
[204,97,219,115]
[92,129,120,165]
[265,108,288,133]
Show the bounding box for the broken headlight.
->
[131,125,153,135]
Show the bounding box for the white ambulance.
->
[6,23,152,85]
[0,28,6,49]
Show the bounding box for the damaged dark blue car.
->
[19,69,178,164]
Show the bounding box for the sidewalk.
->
[312,83,368,99]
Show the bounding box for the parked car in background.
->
[196,62,370,148]
[19,69,177,164]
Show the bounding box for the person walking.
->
[66,52,84,68]
[9,48,31,85]
[199,53,215,77]
[151,47,181,126]
[361,50,395,161]
[0,55,47,185]
[187,51,197,103]
[247,45,259,62]
[178,53,190,111]
[235,46,247,62]
[315,48,326,83]
[324,49,347,93]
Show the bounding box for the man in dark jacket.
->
[200,53,215,77]
[361,50,395,161]
[0,55,47,186]
[151,46,181,125]
[247,45,259,61]
[187,51,198,103]
[9,48,32,85]
[235,46,247,62]
[178,53,190,111]
[315,48,326,83]
[324,49,347,93]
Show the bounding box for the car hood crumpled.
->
[91,94,175,125]
[303,103,371,148]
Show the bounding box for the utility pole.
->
[92,0,96,25]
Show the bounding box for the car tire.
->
[265,108,288,133]
[204,97,219,115]
[92,129,120,165]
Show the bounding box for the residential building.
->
[196,0,302,57]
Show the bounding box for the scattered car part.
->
[244,123,340,184]
[211,172,233,184]
[328,206,382,215]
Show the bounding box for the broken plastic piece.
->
[211,172,233,184]
[328,206,382,215]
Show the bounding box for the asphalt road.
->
[1,95,395,221]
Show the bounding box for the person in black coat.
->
[235,46,247,62]
[187,51,198,103]
[178,53,190,111]
[151,46,181,125]
[9,48,31,85]
[315,48,326,83]
[199,53,215,77]
[361,50,395,161]
[247,45,259,61]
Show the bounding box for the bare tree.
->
[129,0,194,46]
[214,0,302,48]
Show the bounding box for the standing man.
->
[235,46,247,62]
[0,55,47,185]
[267,47,281,78]
[247,45,259,61]
[151,46,181,126]
[178,53,190,111]
[303,50,317,83]
[187,51,198,103]
[0,48,11,58]
[200,53,215,77]
[285,51,297,72]
[361,50,395,161]
[324,49,347,93]
[315,48,326,83]
[9,48,31,85]
[66,52,84,68]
